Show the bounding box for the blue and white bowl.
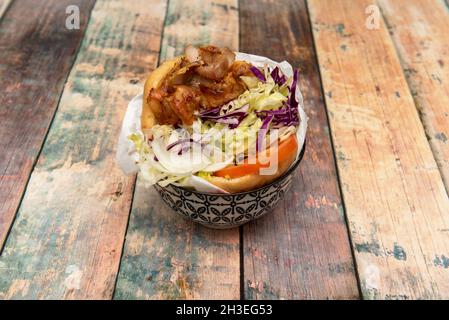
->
[154,141,306,229]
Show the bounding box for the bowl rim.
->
[165,139,307,196]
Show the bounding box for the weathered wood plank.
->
[0,0,12,18]
[240,0,359,299]
[309,0,449,299]
[0,0,167,299]
[378,0,449,194]
[0,0,95,250]
[160,0,238,58]
[114,0,240,300]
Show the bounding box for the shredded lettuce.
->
[130,64,299,187]
[197,171,212,179]
[240,76,259,89]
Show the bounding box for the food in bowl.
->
[128,45,305,193]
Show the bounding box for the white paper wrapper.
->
[115,52,308,193]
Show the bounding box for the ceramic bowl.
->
[153,141,306,229]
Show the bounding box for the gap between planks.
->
[0,0,166,299]
[377,0,449,195]
[0,0,96,251]
[240,0,359,299]
[308,0,449,299]
[113,0,241,300]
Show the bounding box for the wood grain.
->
[0,0,166,299]
[0,0,95,250]
[159,0,238,58]
[114,0,240,300]
[240,0,359,299]
[378,0,449,194]
[309,0,449,299]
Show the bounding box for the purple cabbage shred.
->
[250,66,266,82]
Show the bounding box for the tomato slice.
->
[214,134,298,179]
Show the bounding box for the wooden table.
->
[0,0,448,300]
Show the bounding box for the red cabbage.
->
[208,117,240,126]
[201,112,245,120]
[270,67,287,86]
[178,144,192,155]
[250,66,266,82]
[200,104,249,129]
[288,68,299,111]
[257,114,274,152]
[166,138,194,151]
[201,113,242,127]
[256,69,300,128]
[229,114,246,129]
[199,105,221,117]
[256,108,290,116]
[166,138,205,155]
[233,103,249,113]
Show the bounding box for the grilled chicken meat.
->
[147,45,255,126]
[166,85,200,125]
[198,72,246,109]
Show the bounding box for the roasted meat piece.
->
[231,60,253,77]
[199,72,246,109]
[147,45,256,126]
[166,85,200,125]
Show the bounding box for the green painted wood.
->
[309,0,449,299]
[0,0,167,299]
[114,0,240,300]
[0,0,95,250]
[239,0,359,299]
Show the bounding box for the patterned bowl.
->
[154,141,306,229]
